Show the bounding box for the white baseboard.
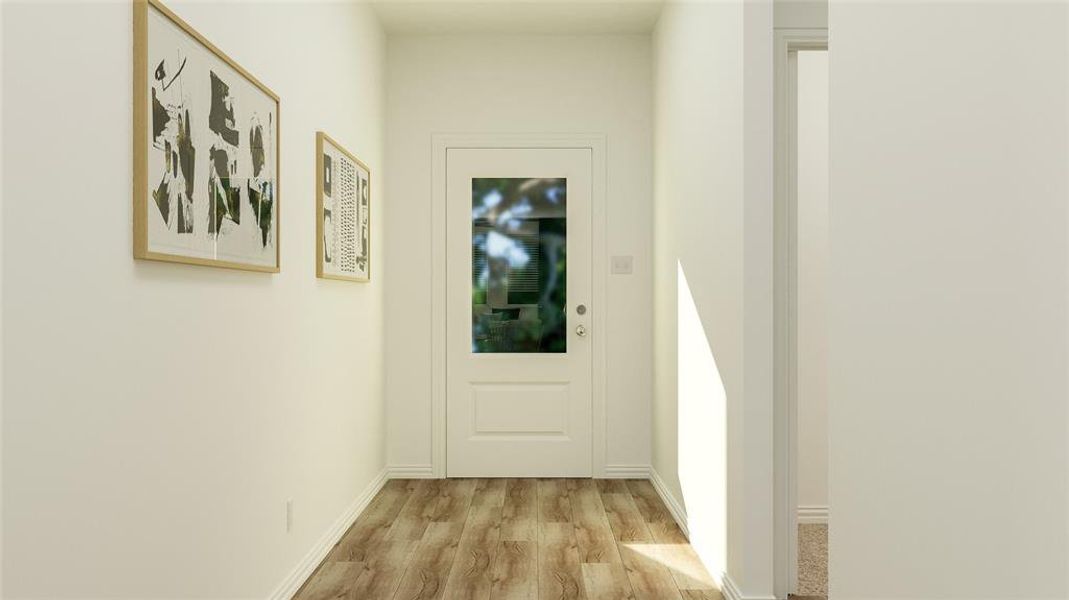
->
[268,468,388,600]
[721,574,744,600]
[386,464,435,478]
[648,467,689,539]
[720,573,777,600]
[797,505,828,525]
[602,464,650,479]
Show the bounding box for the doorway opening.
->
[774,31,829,600]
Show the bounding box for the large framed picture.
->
[316,132,371,282]
[133,0,281,272]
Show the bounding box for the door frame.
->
[773,30,827,599]
[430,133,608,478]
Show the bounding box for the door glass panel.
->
[472,178,566,353]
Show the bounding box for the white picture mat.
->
[145,5,278,267]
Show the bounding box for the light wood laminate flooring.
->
[294,478,721,600]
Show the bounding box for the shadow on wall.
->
[677,261,727,582]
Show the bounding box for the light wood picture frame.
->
[134,0,281,272]
[316,132,371,282]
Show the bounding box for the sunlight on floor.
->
[676,262,727,583]
[622,542,718,589]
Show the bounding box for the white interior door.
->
[446,148,592,477]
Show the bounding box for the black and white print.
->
[145,3,278,268]
[318,134,370,281]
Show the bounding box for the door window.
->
[471,177,567,353]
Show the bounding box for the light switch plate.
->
[611,255,633,275]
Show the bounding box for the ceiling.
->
[370,0,667,34]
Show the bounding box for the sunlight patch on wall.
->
[677,261,727,581]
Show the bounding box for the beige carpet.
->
[797,523,828,598]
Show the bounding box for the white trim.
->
[602,464,650,479]
[722,574,742,600]
[797,505,828,525]
[268,468,388,600]
[430,133,609,479]
[722,573,778,600]
[773,28,828,600]
[386,464,435,479]
[648,468,689,539]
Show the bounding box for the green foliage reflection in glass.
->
[472,178,567,353]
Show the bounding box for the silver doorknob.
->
[576,324,587,337]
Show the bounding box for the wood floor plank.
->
[569,480,620,564]
[471,478,509,509]
[581,563,636,600]
[563,478,593,495]
[538,479,573,523]
[617,545,682,600]
[538,522,586,600]
[594,479,629,494]
[653,544,717,591]
[501,479,537,541]
[393,521,466,600]
[622,480,688,545]
[433,478,478,522]
[624,480,672,524]
[681,590,724,599]
[347,540,419,600]
[600,493,653,544]
[489,540,536,600]
[388,480,445,541]
[294,562,365,600]
[646,519,689,545]
[441,487,505,600]
[328,480,422,562]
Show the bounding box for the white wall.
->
[653,1,775,595]
[795,50,827,514]
[384,34,653,474]
[774,0,826,30]
[1,1,386,597]
[653,0,742,578]
[829,2,1069,598]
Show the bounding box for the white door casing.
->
[773,30,828,599]
[446,147,593,477]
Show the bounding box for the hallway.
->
[4,1,1069,598]
[295,479,719,600]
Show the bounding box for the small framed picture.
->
[133,0,280,272]
[316,132,371,282]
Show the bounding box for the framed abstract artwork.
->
[316,132,371,282]
[133,0,280,272]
